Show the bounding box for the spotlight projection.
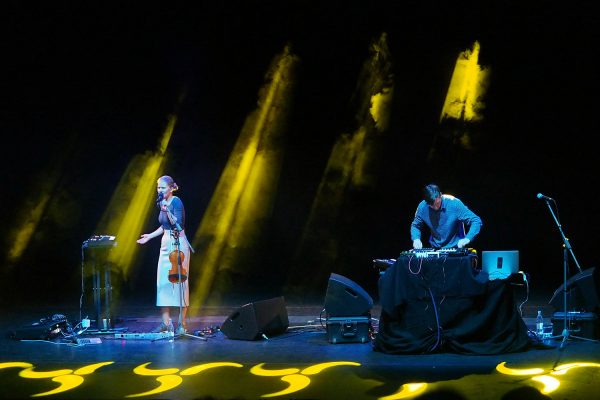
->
[189,45,299,307]
[440,41,489,123]
[6,137,76,265]
[286,33,394,293]
[94,115,176,280]
[428,41,490,162]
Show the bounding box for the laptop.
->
[481,250,519,280]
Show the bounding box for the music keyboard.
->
[400,248,476,259]
[82,235,117,249]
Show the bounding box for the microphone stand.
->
[155,205,205,342]
[541,197,595,349]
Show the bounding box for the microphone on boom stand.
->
[536,193,554,201]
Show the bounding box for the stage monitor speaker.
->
[324,273,373,317]
[549,267,600,312]
[221,296,289,341]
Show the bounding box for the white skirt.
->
[156,230,191,307]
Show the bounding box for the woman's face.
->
[157,180,172,198]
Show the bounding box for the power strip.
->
[114,332,173,340]
[76,337,102,345]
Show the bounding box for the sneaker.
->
[153,321,174,333]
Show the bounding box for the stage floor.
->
[1,301,599,400]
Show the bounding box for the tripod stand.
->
[173,228,204,341]
[540,194,596,349]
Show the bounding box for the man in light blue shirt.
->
[411,183,482,249]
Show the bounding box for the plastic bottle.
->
[536,310,544,337]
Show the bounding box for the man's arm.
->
[458,202,482,243]
[410,205,425,248]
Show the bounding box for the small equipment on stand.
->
[80,235,126,334]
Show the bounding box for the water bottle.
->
[536,310,544,337]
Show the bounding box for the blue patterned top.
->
[158,196,185,231]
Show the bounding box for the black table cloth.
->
[374,255,531,354]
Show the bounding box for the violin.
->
[168,250,188,283]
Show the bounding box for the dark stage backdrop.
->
[2,1,598,308]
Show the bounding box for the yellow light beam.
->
[6,133,77,265]
[94,115,176,280]
[106,153,168,271]
[286,32,393,290]
[190,45,298,307]
[439,41,489,123]
[7,192,52,262]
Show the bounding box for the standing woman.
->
[137,175,192,334]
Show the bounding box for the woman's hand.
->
[136,234,150,244]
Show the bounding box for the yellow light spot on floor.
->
[301,361,360,375]
[261,374,311,398]
[496,361,544,376]
[551,362,600,375]
[19,367,73,379]
[180,362,243,375]
[133,362,179,376]
[126,375,183,397]
[379,382,428,400]
[0,362,33,369]
[74,361,114,375]
[532,375,560,394]
[32,375,84,397]
[250,363,300,377]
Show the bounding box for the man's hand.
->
[457,238,470,248]
[413,239,423,249]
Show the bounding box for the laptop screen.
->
[481,250,519,280]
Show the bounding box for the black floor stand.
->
[541,197,597,349]
[548,249,598,349]
[81,240,127,335]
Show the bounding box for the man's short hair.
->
[423,184,441,205]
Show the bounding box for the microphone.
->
[156,192,164,206]
[536,193,554,201]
